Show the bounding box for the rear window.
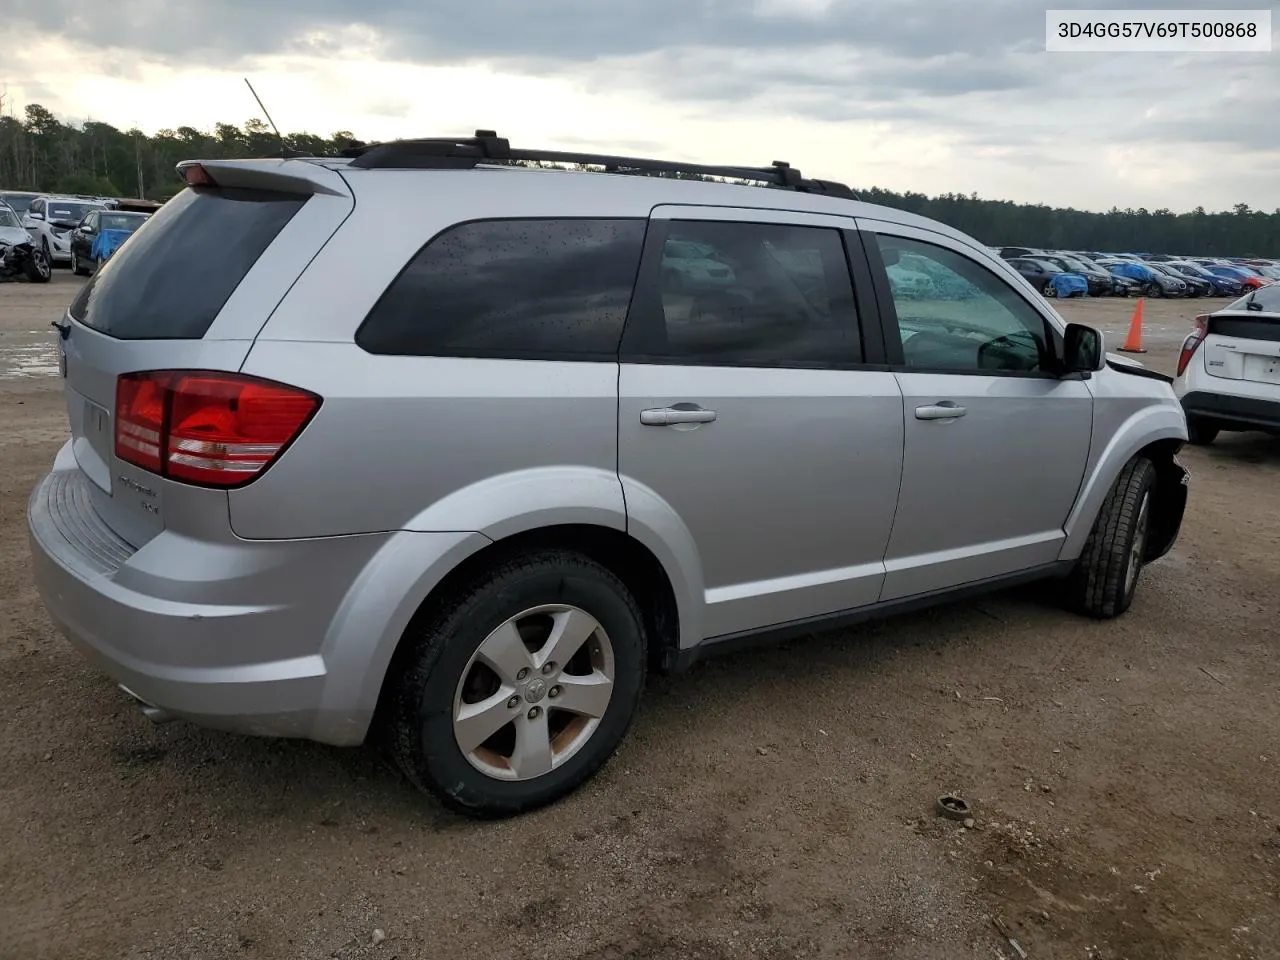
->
[1226,285,1280,313]
[69,187,305,340]
[1210,314,1280,343]
[355,218,647,359]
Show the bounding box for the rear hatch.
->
[57,159,353,547]
[1201,313,1280,385]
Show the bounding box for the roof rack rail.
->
[341,130,857,200]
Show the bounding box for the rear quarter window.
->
[69,187,305,340]
[355,218,647,359]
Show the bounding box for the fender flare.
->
[618,476,706,652]
[312,466,707,743]
[1059,406,1188,561]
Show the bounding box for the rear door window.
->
[356,218,647,359]
[69,187,305,340]
[621,219,862,366]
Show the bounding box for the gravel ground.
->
[1,274,1278,960]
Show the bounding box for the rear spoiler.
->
[175,159,350,198]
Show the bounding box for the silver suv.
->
[28,134,1190,817]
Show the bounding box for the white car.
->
[1174,285,1280,444]
[23,196,107,264]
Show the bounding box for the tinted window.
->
[357,219,646,358]
[875,235,1051,374]
[1,193,38,215]
[70,187,304,339]
[1226,284,1280,312]
[624,220,860,366]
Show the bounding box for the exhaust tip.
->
[119,684,178,725]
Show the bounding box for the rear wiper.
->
[1245,288,1261,311]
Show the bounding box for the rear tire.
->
[1066,457,1157,619]
[1186,418,1219,445]
[385,549,647,818]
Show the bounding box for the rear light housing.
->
[115,371,320,488]
[178,163,218,187]
[1176,315,1209,377]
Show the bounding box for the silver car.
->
[28,135,1190,817]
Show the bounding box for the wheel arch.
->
[368,523,685,739]
[1139,438,1188,562]
[1060,404,1188,562]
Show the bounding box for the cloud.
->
[2,0,1278,211]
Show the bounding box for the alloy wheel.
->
[452,604,616,781]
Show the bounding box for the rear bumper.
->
[26,442,442,745]
[1180,390,1280,434]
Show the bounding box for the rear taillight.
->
[115,371,320,488]
[1176,315,1209,377]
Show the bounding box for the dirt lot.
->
[2,274,1278,960]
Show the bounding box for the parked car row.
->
[0,189,154,271]
[994,245,1276,300]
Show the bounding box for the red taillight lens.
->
[115,373,171,472]
[115,371,319,488]
[1176,315,1209,377]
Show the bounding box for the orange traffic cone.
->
[1118,297,1147,353]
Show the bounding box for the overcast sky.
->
[2,0,1277,212]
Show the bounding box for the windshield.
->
[46,201,101,222]
[100,213,148,231]
[0,193,39,215]
[0,207,21,228]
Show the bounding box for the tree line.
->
[1,103,1275,255]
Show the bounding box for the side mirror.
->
[27,211,44,221]
[1062,323,1104,376]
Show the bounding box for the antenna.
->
[243,78,303,159]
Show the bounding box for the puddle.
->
[1,343,60,379]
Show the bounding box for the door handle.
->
[640,406,718,426]
[915,402,967,421]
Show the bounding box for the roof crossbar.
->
[342,130,857,199]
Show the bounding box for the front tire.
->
[23,248,52,283]
[1066,457,1157,619]
[71,250,89,276]
[385,549,647,818]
